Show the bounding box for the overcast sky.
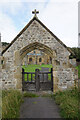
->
[0,0,79,47]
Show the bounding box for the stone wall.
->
[0,39,2,89]
[1,18,78,92]
[69,59,77,67]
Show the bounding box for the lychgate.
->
[0,10,78,93]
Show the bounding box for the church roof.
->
[2,16,74,55]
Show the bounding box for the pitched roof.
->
[2,16,74,55]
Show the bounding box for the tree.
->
[69,47,80,61]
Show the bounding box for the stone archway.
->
[1,15,78,92]
[14,42,57,92]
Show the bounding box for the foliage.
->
[2,90,10,98]
[23,92,39,97]
[76,65,80,78]
[2,42,9,46]
[69,47,80,61]
[2,90,23,119]
[53,88,80,119]
[0,90,2,119]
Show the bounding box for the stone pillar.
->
[26,55,28,65]
[0,33,2,119]
[53,71,59,93]
[52,51,57,71]
[52,50,59,93]
[0,56,2,89]
[0,35,2,90]
[14,50,22,90]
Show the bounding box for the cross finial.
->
[32,9,39,18]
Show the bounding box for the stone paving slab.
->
[20,97,61,118]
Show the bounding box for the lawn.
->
[22,64,53,72]
[22,64,53,81]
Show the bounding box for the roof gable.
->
[2,16,73,55]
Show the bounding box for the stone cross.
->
[32,9,39,17]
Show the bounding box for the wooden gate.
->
[22,68,53,91]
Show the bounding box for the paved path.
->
[20,97,61,118]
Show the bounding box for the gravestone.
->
[40,67,49,82]
[41,67,49,72]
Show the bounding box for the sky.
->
[0,0,79,47]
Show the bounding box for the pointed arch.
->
[20,42,53,59]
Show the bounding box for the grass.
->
[2,88,80,119]
[41,93,53,97]
[53,88,80,119]
[2,90,40,119]
[0,90,2,119]
[76,65,80,78]
[22,64,52,81]
[2,90,23,119]
[22,64,52,72]
[23,92,39,97]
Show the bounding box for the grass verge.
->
[2,90,39,119]
[53,88,80,119]
[2,90,23,119]
[23,92,39,97]
[0,90,2,119]
[76,65,80,78]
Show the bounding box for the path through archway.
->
[14,42,57,92]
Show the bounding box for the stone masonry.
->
[0,15,78,92]
[0,34,2,89]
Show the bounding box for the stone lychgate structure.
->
[0,10,78,92]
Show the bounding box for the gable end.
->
[2,17,74,55]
